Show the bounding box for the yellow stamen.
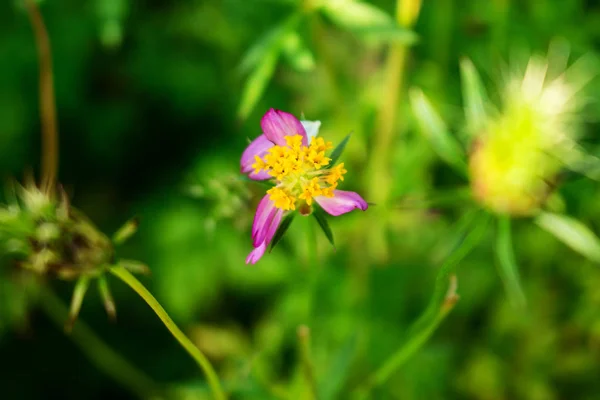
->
[252,156,267,175]
[298,178,323,205]
[253,134,347,210]
[326,163,347,185]
[267,187,296,211]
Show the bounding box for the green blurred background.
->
[2,0,600,399]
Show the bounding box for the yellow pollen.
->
[254,134,346,210]
[311,137,333,152]
[299,178,323,205]
[321,182,337,197]
[267,187,296,211]
[285,135,304,151]
[252,156,267,175]
[326,163,347,185]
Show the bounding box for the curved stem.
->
[24,0,59,195]
[365,0,423,261]
[355,211,490,398]
[110,266,227,400]
[39,287,161,399]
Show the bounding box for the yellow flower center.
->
[252,135,347,210]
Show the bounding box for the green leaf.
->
[495,216,526,308]
[67,276,92,332]
[368,212,491,390]
[270,213,296,252]
[535,212,600,262]
[112,217,139,245]
[281,31,315,72]
[313,208,335,249]
[239,13,302,74]
[409,88,467,176]
[321,0,393,30]
[97,276,117,320]
[237,48,280,121]
[237,14,302,120]
[328,133,352,166]
[459,58,488,137]
[553,138,600,181]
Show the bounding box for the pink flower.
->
[241,109,368,264]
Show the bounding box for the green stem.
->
[365,0,423,261]
[495,216,526,307]
[39,287,161,399]
[297,325,318,399]
[356,211,490,396]
[110,266,227,400]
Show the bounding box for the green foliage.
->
[409,88,467,175]
[328,133,352,167]
[3,0,600,399]
[535,211,600,263]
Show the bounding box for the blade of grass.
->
[237,47,280,121]
[409,88,467,176]
[535,212,600,262]
[357,211,490,396]
[495,216,526,307]
[328,133,352,166]
[459,58,488,136]
[313,208,335,249]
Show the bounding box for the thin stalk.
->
[39,287,161,399]
[365,0,423,260]
[495,216,526,307]
[297,325,318,399]
[110,266,227,400]
[24,0,59,195]
[355,212,490,397]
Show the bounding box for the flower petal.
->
[247,196,284,264]
[246,242,267,264]
[253,206,283,247]
[252,195,275,240]
[314,190,368,216]
[264,208,284,245]
[241,134,274,180]
[301,120,321,143]
[261,108,307,146]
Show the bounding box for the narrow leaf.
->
[112,217,139,245]
[328,133,352,166]
[459,58,488,136]
[313,209,335,249]
[237,48,280,120]
[535,212,600,262]
[239,13,302,74]
[120,259,150,275]
[321,0,393,29]
[270,213,295,252]
[98,276,117,320]
[495,216,526,307]
[66,276,91,332]
[409,88,467,175]
[368,212,490,390]
[281,31,315,72]
[553,138,600,181]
